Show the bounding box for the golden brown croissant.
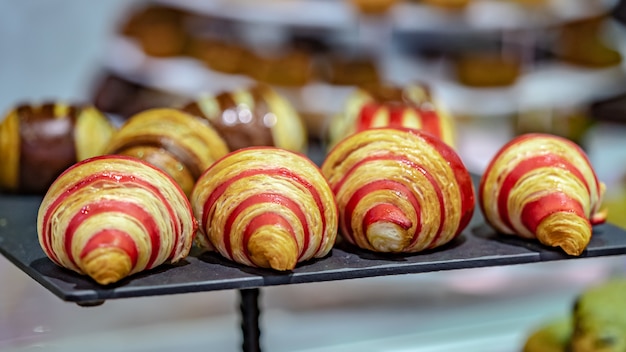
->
[322,128,475,253]
[37,155,196,285]
[105,108,229,197]
[328,83,456,150]
[190,147,338,271]
[182,84,308,153]
[0,102,115,194]
[479,133,606,256]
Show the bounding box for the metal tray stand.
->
[2,176,626,351]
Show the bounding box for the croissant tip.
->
[535,213,591,257]
[366,222,411,252]
[247,229,298,271]
[554,239,585,257]
[81,247,133,285]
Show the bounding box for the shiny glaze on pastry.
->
[479,133,606,256]
[183,84,307,153]
[37,155,196,285]
[0,102,115,194]
[322,128,474,253]
[105,108,229,197]
[191,147,338,271]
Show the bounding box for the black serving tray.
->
[2,175,626,306]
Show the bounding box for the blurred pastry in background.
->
[418,0,469,10]
[253,50,315,87]
[454,53,521,87]
[349,0,399,14]
[571,279,626,351]
[105,108,229,196]
[507,0,547,7]
[524,278,626,352]
[91,71,189,121]
[119,3,191,58]
[327,83,455,149]
[513,107,594,147]
[182,84,308,153]
[524,317,571,352]
[188,37,257,75]
[319,55,380,87]
[555,16,622,68]
[0,102,116,194]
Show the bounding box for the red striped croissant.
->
[37,155,196,285]
[328,83,456,149]
[479,133,607,256]
[190,147,338,271]
[322,128,475,253]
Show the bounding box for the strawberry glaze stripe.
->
[479,133,598,215]
[201,167,327,255]
[387,105,406,127]
[334,152,447,248]
[356,103,382,132]
[343,179,423,246]
[42,171,180,264]
[222,193,307,261]
[362,203,416,249]
[497,154,589,231]
[242,212,296,263]
[64,200,159,270]
[416,107,442,140]
[521,192,587,233]
[79,229,139,268]
[412,128,474,234]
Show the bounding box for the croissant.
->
[321,128,475,253]
[327,83,456,150]
[37,155,196,285]
[182,84,308,153]
[105,108,229,197]
[190,147,338,271]
[479,133,606,256]
[0,102,115,194]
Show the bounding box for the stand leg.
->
[239,288,261,352]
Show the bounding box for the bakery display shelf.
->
[2,171,626,351]
[1,174,626,305]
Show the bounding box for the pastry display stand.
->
[2,174,626,352]
[3,2,625,351]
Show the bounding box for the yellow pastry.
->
[105,108,229,197]
[322,128,474,253]
[37,155,196,285]
[191,147,338,271]
[479,133,606,256]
